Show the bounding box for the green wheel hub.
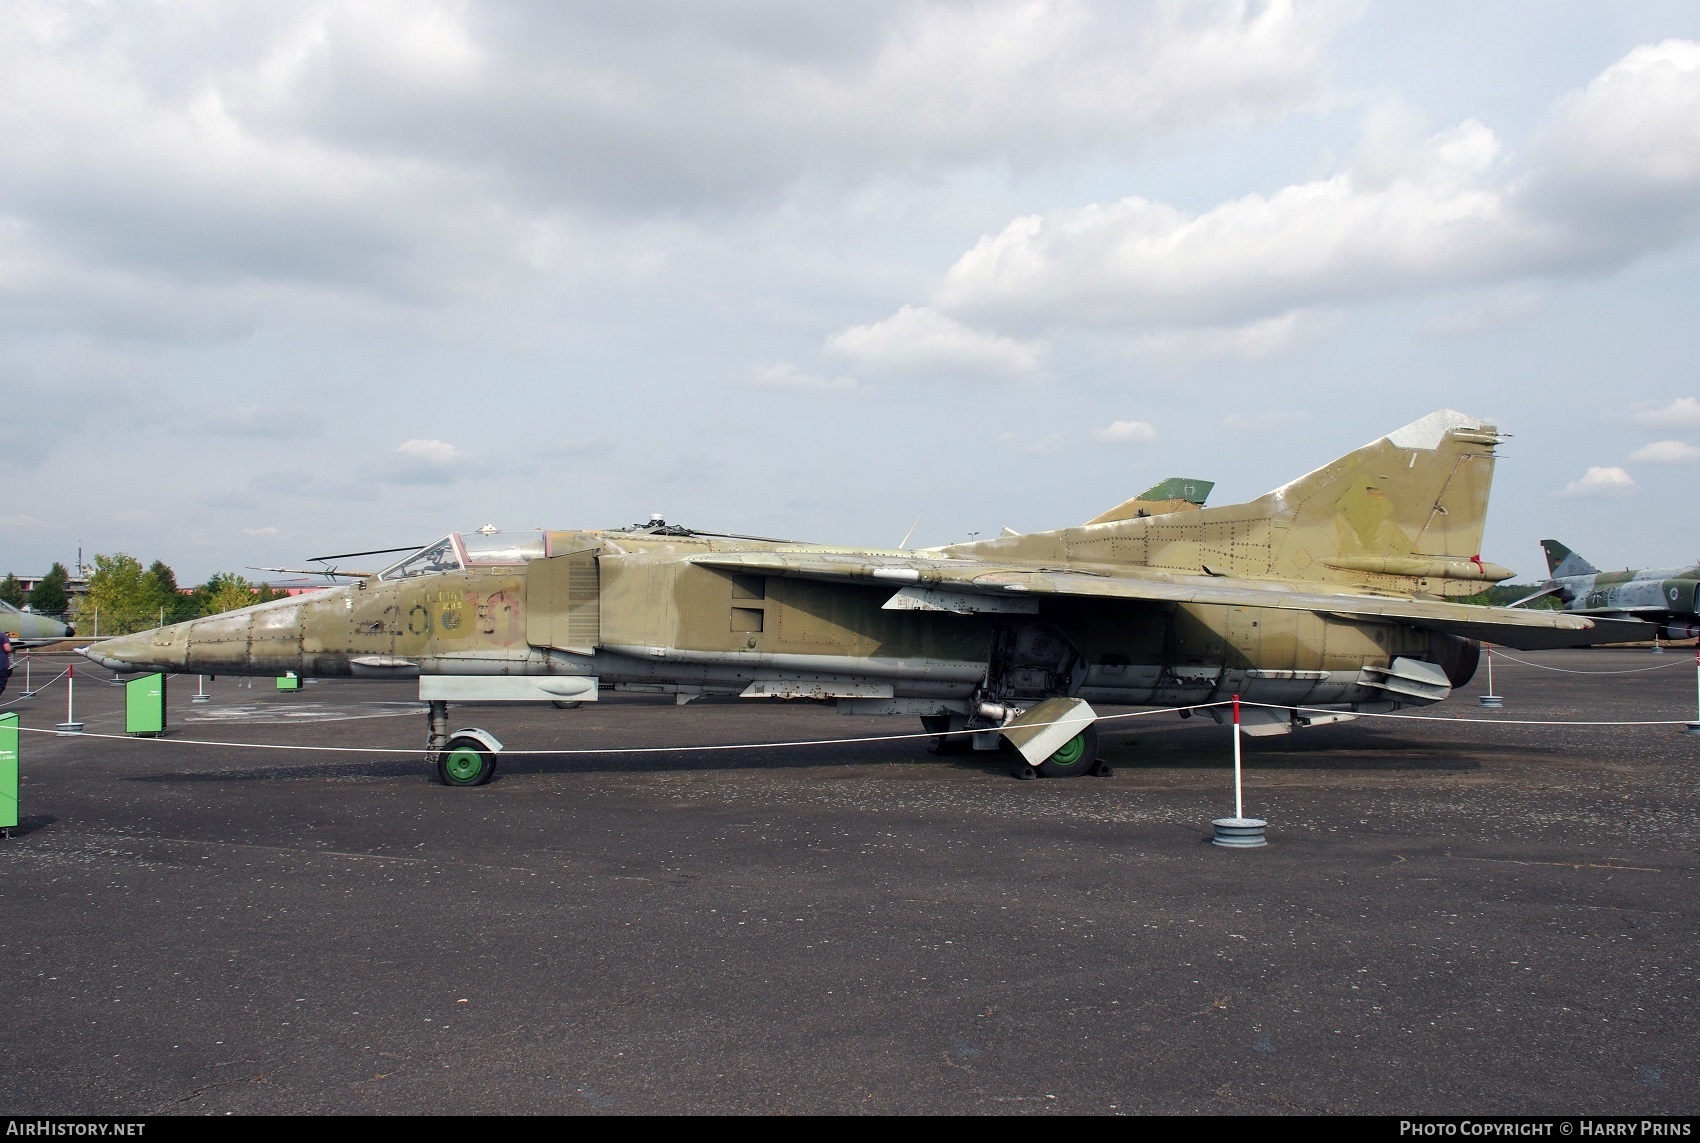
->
[1048,733,1086,768]
[444,746,485,783]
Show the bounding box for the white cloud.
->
[1558,466,1636,498]
[1530,40,1700,244]
[1627,398,1700,429]
[380,438,471,484]
[1627,440,1700,464]
[747,363,859,393]
[935,118,1528,327]
[1421,285,1545,338]
[241,526,280,537]
[825,305,1046,376]
[204,404,324,438]
[0,0,1348,331]
[0,513,45,529]
[1135,311,1339,360]
[1095,419,1157,443]
[396,438,465,464]
[929,40,1700,331]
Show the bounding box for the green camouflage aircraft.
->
[84,409,1645,785]
[1,600,73,644]
[1524,540,1700,640]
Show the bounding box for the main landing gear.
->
[1012,724,1109,780]
[425,700,503,787]
[921,715,1110,779]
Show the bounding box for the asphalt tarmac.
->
[1,648,1697,1115]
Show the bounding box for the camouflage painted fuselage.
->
[1540,539,1700,634]
[87,411,1642,721]
[96,530,1464,711]
[1553,566,1700,617]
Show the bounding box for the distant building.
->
[11,572,90,600]
[263,579,334,597]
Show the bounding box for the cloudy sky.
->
[5,0,1700,582]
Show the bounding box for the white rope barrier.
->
[1486,649,1694,676]
[1,668,69,708]
[7,686,1697,758]
[6,701,1212,755]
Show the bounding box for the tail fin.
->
[1049,409,1512,596]
[1541,539,1598,579]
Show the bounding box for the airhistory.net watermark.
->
[5,1125,145,1137]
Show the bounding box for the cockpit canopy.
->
[378,531,547,581]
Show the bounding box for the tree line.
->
[0,557,287,635]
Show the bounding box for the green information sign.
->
[276,672,301,692]
[125,672,167,736]
[0,711,18,832]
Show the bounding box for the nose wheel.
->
[424,700,503,786]
[438,736,497,786]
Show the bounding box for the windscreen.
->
[378,536,463,581]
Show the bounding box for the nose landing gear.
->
[424,700,504,786]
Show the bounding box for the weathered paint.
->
[84,411,1648,725]
[1540,539,1700,631]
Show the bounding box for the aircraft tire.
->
[1035,724,1099,778]
[438,736,497,787]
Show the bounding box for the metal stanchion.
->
[192,674,210,703]
[1479,648,1503,708]
[19,650,35,699]
[1212,694,1266,848]
[1687,649,1700,736]
[56,664,83,734]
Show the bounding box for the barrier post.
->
[56,664,83,734]
[193,674,209,703]
[1212,695,1266,848]
[1479,648,1503,708]
[1233,694,1243,819]
[1688,650,1700,736]
[20,650,34,699]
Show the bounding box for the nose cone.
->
[80,631,154,673]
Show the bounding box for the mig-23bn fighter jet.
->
[85,410,1646,786]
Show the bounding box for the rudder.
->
[1540,539,1598,579]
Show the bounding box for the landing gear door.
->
[525,546,600,654]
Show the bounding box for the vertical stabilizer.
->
[1541,540,1598,579]
[956,410,1514,595]
[1258,410,1508,593]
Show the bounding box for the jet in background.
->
[1528,540,1700,640]
[0,600,72,644]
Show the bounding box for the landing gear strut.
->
[426,700,449,760]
